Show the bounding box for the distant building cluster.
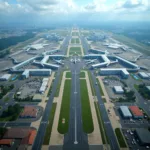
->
[87,32,107,42]
[45,33,63,42]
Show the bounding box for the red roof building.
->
[129,106,144,118]
[19,106,37,118]
[0,139,14,146]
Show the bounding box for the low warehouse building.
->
[138,72,149,79]
[33,94,42,102]
[0,74,11,81]
[129,106,144,119]
[119,106,132,118]
[113,86,124,94]
[135,128,150,146]
[20,106,37,118]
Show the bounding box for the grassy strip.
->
[80,71,85,78]
[87,71,96,96]
[76,38,80,43]
[58,80,71,134]
[134,84,139,90]
[94,102,109,144]
[55,72,63,97]
[4,97,9,102]
[43,103,57,145]
[115,128,127,148]
[71,38,76,44]
[80,79,94,133]
[96,78,104,96]
[66,72,72,78]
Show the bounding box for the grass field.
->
[87,71,96,96]
[96,78,104,96]
[115,128,127,148]
[94,102,109,144]
[58,80,71,134]
[66,72,72,78]
[80,79,94,133]
[71,38,76,44]
[69,47,82,55]
[76,38,80,43]
[43,103,57,145]
[72,32,78,36]
[80,71,85,78]
[113,34,150,55]
[55,72,63,97]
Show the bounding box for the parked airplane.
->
[53,59,64,65]
[86,59,97,65]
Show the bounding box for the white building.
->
[0,74,11,81]
[39,78,49,93]
[119,106,132,118]
[100,68,129,79]
[138,72,149,79]
[22,69,51,79]
[113,86,124,94]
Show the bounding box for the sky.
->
[0,0,150,26]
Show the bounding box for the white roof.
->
[0,74,11,80]
[139,72,149,78]
[114,86,124,92]
[100,68,129,75]
[120,106,132,117]
[30,44,43,50]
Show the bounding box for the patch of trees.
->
[0,32,35,51]
[119,89,136,102]
[138,84,150,100]
[0,127,7,139]
[0,84,14,99]
[0,104,22,121]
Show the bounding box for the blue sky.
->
[0,0,150,25]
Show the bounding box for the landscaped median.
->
[58,80,71,134]
[115,128,127,148]
[80,71,85,78]
[66,71,72,78]
[69,47,82,56]
[80,79,94,133]
[43,103,57,145]
[94,101,109,144]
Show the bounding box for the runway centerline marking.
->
[74,70,78,144]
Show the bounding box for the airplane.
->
[53,59,64,65]
[70,57,79,64]
[86,59,97,65]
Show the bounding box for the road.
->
[32,35,71,150]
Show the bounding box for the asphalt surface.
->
[32,36,71,150]
[63,60,89,150]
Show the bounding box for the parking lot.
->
[122,128,150,150]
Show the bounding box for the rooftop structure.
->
[0,139,14,146]
[33,94,42,102]
[28,44,44,50]
[39,78,49,93]
[135,128,150,145]
[113,86,124,94]
[0,74,11,81]
[119,106,132,118]
[138,72,149,79]
[146,86,150,91]
[129,106,144,118]
[89,49,108,54]
[100,68,129,79]
[22,69,51,79]
[20,106,37,118]
[115,56,139,69]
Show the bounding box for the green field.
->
[113,34,150,55]
[43,103,57,145]
[94,102,109,144]
[72,32,78,36]
[96,78,104,96]
[69,47,82,55]
[76,38,80,43]
[80,79,94,133]
[80,71,85,78]
[55,72,63,97]
[58,80,71,134]
[71,38,76,44]
[66,72,72,78]
[115,128,127,148]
